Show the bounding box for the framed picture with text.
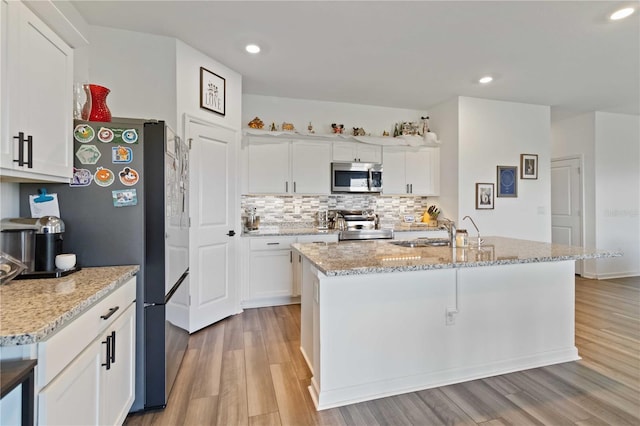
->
[520,154,538,179]
[200,67,226,116]
[475,183,494,209]
[497,165,518,197]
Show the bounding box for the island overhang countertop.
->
[292,236,621,276]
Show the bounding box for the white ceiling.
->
[70,1,639,118]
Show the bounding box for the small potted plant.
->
[424,205,440,226]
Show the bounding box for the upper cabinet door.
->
[407,147,440,196]
[381,147,407,194]
[356,144,382,163]
[291,141,331,194]
[247,141,290,193]
[1,1,73,181]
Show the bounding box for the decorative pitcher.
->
[82,84,112,122]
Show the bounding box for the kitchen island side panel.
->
[307,260,578,410]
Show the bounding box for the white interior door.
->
[188,120,238,333]
[551,157,583,275]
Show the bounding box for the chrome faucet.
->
[441,218,457,248]
[463,215,481,247]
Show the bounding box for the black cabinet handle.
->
[13,132,33,168]
[100,306,119,320]
[110,331,116,364]
[102,335,112,370]
[227,230,236,236]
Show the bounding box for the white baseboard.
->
[596,271,640,280]
[241,296,301,309]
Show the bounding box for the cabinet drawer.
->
[297,234,338,244]
[37,277,136,387]
[250,237,296,251]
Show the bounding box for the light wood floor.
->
[126,276,640,425]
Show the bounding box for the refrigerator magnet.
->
[98,127,115,143]
[118,167,139,186]
[121,129,139,144]
[112,189,138,207]
[74,124,95,143]
[94,167,115,187]
[75,145,101,164]
[112,146,132,163]
[69,167,93,187]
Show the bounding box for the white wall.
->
[431,97,552,242]
[175,40,243,134]
[87,26,177,130]
[429,97,459,221]
[551,111,639,278]
[594,112,640,278]
[243,94,426,137]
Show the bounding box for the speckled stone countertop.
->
[0,265,139,346]
[291,236,621,277]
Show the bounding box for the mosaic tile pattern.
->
[241,194,434,225]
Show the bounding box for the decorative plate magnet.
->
[112,146,132,164]
[97,127,115,143]
[121,129,138,144]
[74,124,95,143]
[75,145,101,164]
[94,167,115,187]
[69,167,93,187]
[118,167,139,186]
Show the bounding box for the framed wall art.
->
[200,67,226,116]
[520,154,538,179]
[497,165,518,197]
[475,183,494,209]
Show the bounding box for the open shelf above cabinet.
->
[243,128,441,147]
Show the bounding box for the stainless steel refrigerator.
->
[20,118,190,412]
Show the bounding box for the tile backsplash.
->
[241,194,434,225]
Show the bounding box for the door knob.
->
[227,230,236,236]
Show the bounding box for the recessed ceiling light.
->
[479,76,493,84]
[245,44,261,54]
[610,7,635,20]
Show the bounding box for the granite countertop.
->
[291,236,621,277]
[0,265,139,346]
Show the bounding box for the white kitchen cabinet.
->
[247,139,331,194]
[243,233,338,307]
[247,141,290,193]
[0,0,73,182]
[248,237,297,301]
[37,278,136,426]
[332,141,381,163]
[382,146,440,195]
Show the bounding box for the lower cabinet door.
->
[38,341,100,425]
[100,303,136,426]
[250,250,293,299]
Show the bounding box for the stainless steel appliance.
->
[330,210,393,241]
[331,162,383,193]
[243,207,260,231]
[19,119,189,412]
[0,216,65,274]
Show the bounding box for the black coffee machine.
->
[0,216,65,273]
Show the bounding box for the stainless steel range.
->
[329,210,394,241]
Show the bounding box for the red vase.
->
[82,84,112,122]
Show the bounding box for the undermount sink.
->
[389,238,451,248]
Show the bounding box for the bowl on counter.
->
[0,252,27,285]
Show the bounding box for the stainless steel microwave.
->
[331,162,383,193]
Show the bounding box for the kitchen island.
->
[292,237,620,410]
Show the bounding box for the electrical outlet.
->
[445,308,456,325]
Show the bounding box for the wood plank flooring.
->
[126,276,640,426]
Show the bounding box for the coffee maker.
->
[0,216,65,274]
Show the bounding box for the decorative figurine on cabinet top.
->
[352,127,366,136]
[282,122,295,131]
[248,117,264,129]
[331,123,344,134]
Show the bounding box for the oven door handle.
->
[368,168,373,191]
